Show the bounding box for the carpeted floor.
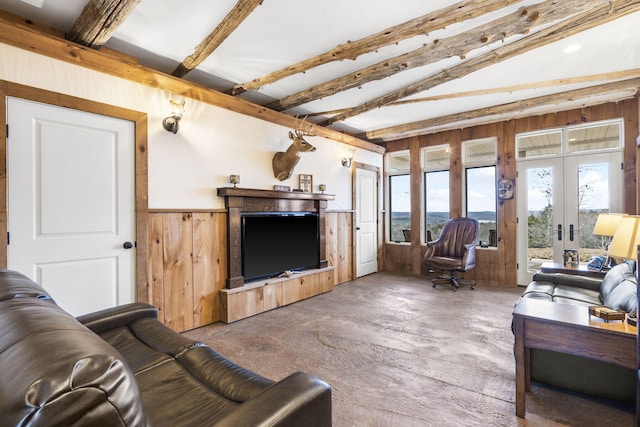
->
[183,272,634,426]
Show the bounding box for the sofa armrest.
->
[531,272,602,292]
[213,372,332,427]
[77,302,158,334]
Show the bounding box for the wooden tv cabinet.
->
[219,267,334,323]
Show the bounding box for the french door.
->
[516,151,622,286]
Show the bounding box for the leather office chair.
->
[423,217,479,291]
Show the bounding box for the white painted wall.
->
[0,43,383,210]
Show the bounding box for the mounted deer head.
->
[272,117,316,181]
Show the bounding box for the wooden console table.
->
[512,298,636,418]
[540,261,606,279]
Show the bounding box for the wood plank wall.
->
[145,210,353,332]
[383,99,639,287]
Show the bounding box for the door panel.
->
[356,167,378,277]
[7,97,135,316]
[517,153,621,285]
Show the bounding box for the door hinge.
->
[5,124,8,138]
[7,232,9,245]
[621,162,624,170]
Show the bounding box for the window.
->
[387,151,410,242]
[463,138,497,246]
[423,145,450,242]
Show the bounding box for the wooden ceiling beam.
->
[364,77,640,141]
[321,0,640,127]
[0,15,382,153]
[307,69,640,117]
[267,0,597,112]
[67,0,140,49]
[230,0,520,95]
[172,0,263,78]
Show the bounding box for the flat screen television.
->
[241,212,320,282]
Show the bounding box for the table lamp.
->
[592,213,626,270]
[607,215,640,262]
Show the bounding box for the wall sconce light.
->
[229,174,240,187]
[341,148,355,168]
[162,97,186,134]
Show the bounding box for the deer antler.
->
[294,115,316,137]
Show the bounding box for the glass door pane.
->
[517,158,564,285]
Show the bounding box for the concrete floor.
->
[184,272,634,426]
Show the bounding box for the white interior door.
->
[355,167,378,277]
[7,97,135,316]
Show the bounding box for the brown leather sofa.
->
[514,262,637,402]
[0,270,332,426]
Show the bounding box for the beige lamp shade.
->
[607,215,640,260]
[593,213,626,237]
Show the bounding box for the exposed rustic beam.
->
[230,0,520,95]
[321,0,640,127]
[0,14,383,153]
[267,0,599,112]
[67,0,140,49]
[365,77,640,141]
[307,69,640,117]
[172,0,263,78]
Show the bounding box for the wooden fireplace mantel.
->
[217,187,335,288]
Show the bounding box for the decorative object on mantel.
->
[299,174,312,192]
[319,184,326,194]
[272,116,316,181]
[273,184,291,191]
[229,174,240,187]
[162,96,186,134]
[341,147,355,168]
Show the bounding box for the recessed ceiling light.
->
[563,44,581,54]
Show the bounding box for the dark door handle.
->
[557,224,562,241]
[123,241,134,249]
[356,227,361,230]
[569,224,574,241]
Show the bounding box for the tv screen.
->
[241,212,320,282]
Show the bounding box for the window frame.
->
[462,138,497,247]
[386,150,411,244]
[422,144,450,244]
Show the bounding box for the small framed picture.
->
[299,174,313,192]
[498,179,514,200]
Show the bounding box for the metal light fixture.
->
[229,174,240,187]
[341,148,355,168]
[163,97,186,134]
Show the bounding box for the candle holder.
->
[229,174,240,187]
[319,184,326,194]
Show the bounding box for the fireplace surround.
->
[217,187,334,288]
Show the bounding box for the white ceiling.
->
[2,0,639,142]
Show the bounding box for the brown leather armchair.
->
[423,217,479,291]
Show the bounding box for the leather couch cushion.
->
[0,269,53,302]
[0,298,147,426]
[600,262,635,303]
[603,279,637,312]
[552,285,601,305]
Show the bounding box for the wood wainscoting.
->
[145,210,353,332]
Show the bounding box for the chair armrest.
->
[77,302,158,334]
[213,372,332,427]
[531,272,602,292]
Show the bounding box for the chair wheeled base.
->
[431,271,475,291]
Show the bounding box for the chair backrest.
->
[437,217,479,258]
